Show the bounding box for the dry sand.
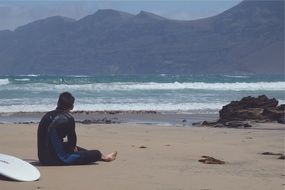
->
[0,123,284,190]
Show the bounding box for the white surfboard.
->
[0,153,40,181]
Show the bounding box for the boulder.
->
[219,95,280,123]
[198,95,284,128]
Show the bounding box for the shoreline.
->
[0,110,219,126]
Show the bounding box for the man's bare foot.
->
[101,151,118,162]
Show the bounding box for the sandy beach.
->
[0,121,284,190]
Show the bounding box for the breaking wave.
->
[0,78,9,85]
[3,81,284,92]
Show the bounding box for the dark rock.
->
[278,117,285,124]
[107,111,120,115]
[192,122,203,126]
[145,110,156,114]
[15,121,37,124]
[77,118,119,124]
[213,123,225,128]
[200,119,251,128]
[261,152,285,159]
[199,156,226,164]
[261,152,282,156]
[263,104,285,122]
[80,119,93,124]
[278,104,285,111]
[225,121,252,128]
[225,121,244,128]
[194,95,284,128]
[254,119,271,123]
[202,121,218,126]
[219,95,281,123]
[243,123,252,128]
[278,155,285,159]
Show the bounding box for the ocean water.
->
[0,74,284,113]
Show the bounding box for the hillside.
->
[0,0,283,75]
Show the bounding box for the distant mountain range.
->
[0,0,284,75]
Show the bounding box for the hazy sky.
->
[0,0,242,31]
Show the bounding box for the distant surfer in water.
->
[59,77,65,84]
[37,92,117,165]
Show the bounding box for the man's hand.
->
[74,146,78,152]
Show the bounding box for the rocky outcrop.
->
[194,95,285,128]
[219,95,282,122]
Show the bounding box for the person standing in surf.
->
[37,92,117,165]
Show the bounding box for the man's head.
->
[57,92,75,111]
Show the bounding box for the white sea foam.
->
[7,81,284,92]
[223,75,249,78]
[26,74,39,77]
[16,74,39,77]
[69,75,90,78]
[14,78,30,81]
[0,102,224,113]
[0,78,9,85]
[75,81,283,91]
[118,82,285,91]
[0,104,55,112]
[75,102,224,112]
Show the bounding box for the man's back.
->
[37,109,76,165]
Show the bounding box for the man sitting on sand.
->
[37,92,117,165]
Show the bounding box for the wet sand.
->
[0,122,284,190]
[0,111,218,126]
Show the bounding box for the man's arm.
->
[67,118,77,152]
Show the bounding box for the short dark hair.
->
[57,92,75,110]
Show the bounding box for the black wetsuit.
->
[37,109,102,165]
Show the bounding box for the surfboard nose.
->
[0,153,40,181]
